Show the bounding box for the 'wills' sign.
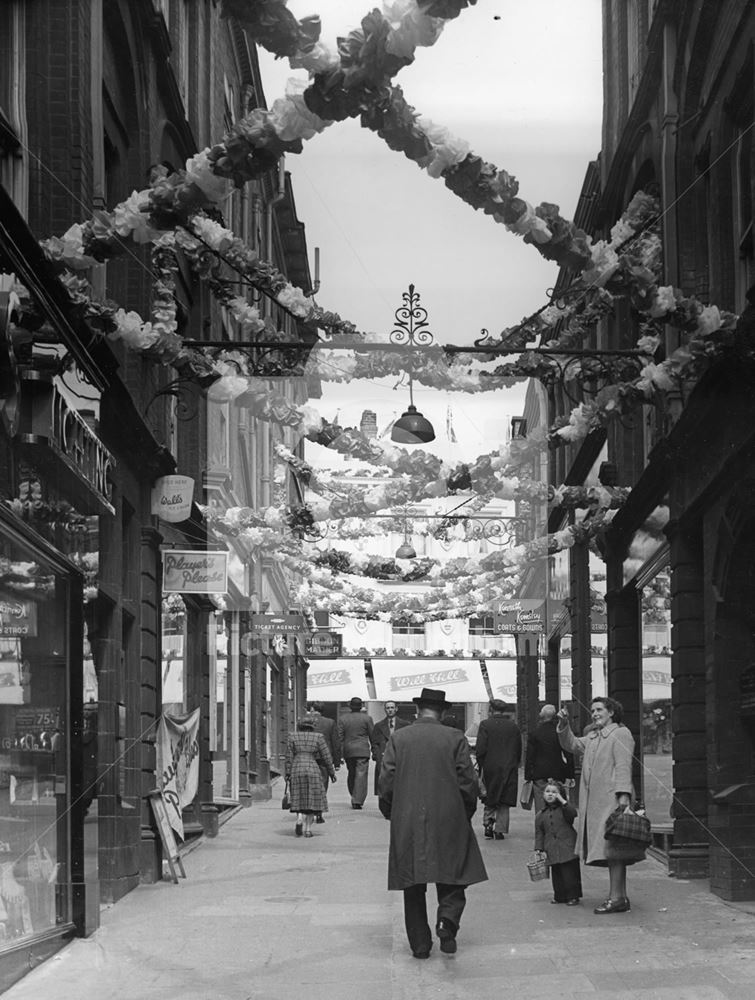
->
[151,476,194,522]
[162,550,228,594]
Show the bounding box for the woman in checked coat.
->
[286,717,336,838]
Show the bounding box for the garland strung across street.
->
[3,0,747,618]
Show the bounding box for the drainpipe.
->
[264,156,286,317]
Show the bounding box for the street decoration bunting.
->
[1,0,747,619]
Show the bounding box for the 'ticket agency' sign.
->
[162,550,228,594]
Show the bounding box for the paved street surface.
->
[7,773,755,1000]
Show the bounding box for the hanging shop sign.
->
[0,595,38,637]
[303,631,342,658]
[250,613,306,635]
[162,550,228,594]
[151,475,194,522]
[496,599,545,634]
[306,658,370,701]
[18,372,115,514]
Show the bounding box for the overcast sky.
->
[258,1,603,463]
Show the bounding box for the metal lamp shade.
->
[391,405,435,444]
[395,540,417,560]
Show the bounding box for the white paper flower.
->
[276,284,312,317]
[192,215,234,251]
[648,285,677,318]
[109,308,158,350]
[270,83,331,142]
[696,304,722,336]
[184,149,233,205]
[113,190,158,244]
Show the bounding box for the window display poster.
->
[156,708,200,840]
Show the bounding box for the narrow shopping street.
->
[6,772,755,1000]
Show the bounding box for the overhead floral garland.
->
[7,0,749,621]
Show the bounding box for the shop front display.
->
[0,523,78,953]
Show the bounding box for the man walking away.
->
[371,700,410,795]
[476,699,522,840]
[337,696,374,809]
[379,688,488,959]
[308,702,340,822]
[524,703,574,815]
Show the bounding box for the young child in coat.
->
[534,780,583,905]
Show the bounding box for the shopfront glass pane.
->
[0,536,70,947]
[641,565,673,825]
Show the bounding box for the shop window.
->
[391,618,425,654]
[0,529,75,949]
[640,563,672,827]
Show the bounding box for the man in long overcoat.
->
[378,688,488,959]
[370,699,410,795]
[475,699,522,840]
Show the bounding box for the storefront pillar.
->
[139,527,162,885]
[604,582,642,796]
[184,598,218,835]
[666,520,708,878]
[568,540,592,735]
[544,637,560,707]
[515,634,540,734]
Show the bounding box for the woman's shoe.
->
[593,898,629,914]
[493,832,505,840]
[483,824,494,839]
[304,831,313,838]
[565,899,580,906]
[295,822,303,837]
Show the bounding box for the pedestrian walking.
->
[524,704,574,815]
[307,701,340,822]
[337,696,374,809]
[557,697,636,913]
[371,699,410,795]
[475,699,522,840]
[378,687,488,959]
[534,780,582,905]
[286,716,336,838]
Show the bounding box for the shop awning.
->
[482,660,517,701]
[371,658,489,703]
[306,658,369,702]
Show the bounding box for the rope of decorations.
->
[9,0,745,616]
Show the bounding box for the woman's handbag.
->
[520,780,534,810]
[604,805,651,862]
[281,779,291,811]
[526,851,550,882]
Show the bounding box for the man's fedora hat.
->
[412,687,449,709]
[349,696,364,709]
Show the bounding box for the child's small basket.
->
[526,851,549,882]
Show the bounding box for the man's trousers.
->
[344,756,369,806]
[402,883,467,955]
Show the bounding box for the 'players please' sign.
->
[162,551,228,594]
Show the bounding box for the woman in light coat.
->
[557,697,636,914]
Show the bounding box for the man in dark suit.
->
[307,701,340,823]
[337,696,374,809]
[524,703,574,815]
[371,700,410,795]
[475,699,522,840]
[379,688,488,959]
